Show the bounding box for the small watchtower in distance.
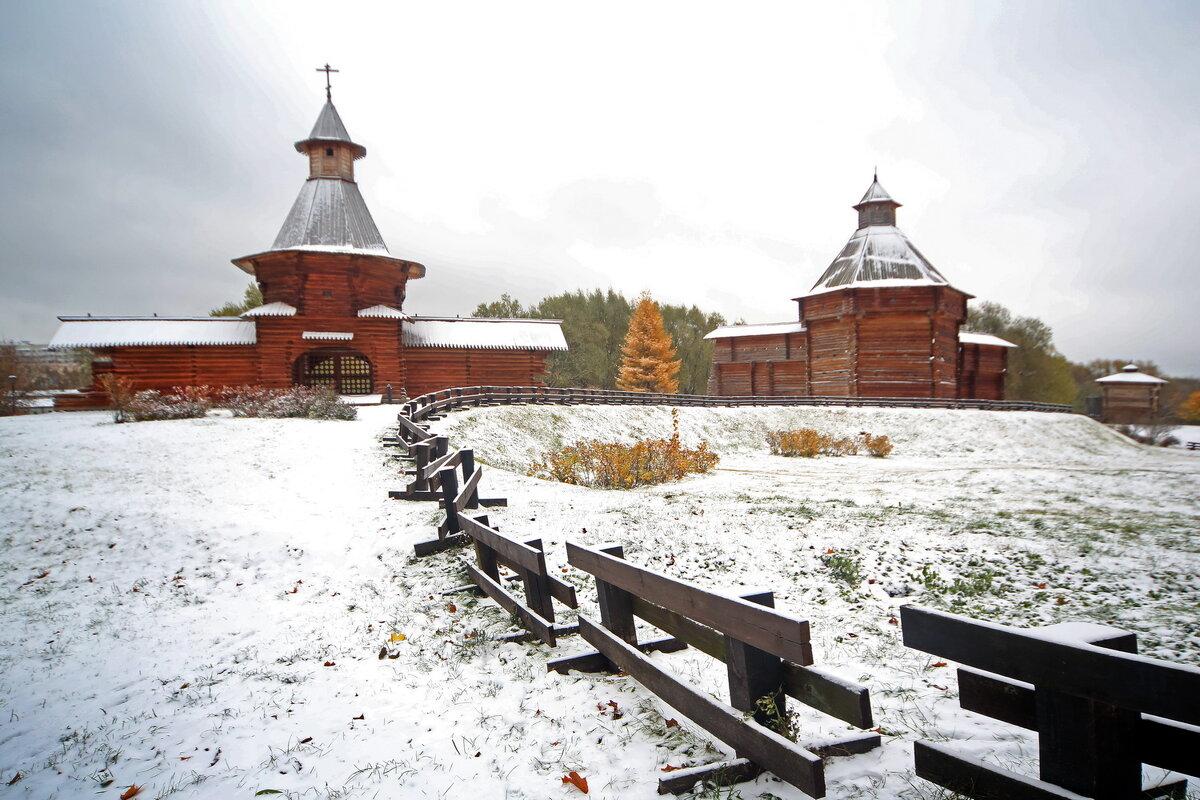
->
[1095,364,1168,423]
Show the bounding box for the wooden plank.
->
[412,532,470,557]
[579,615,825,797]
[631,596,727,661]
[519,538,555,623]
[569,542,813,666]
[900,605,1200,724]
[453,464,483,514]
[395,414,429,441]
[388,489,443,502]
[960,669,1200,776]
[437,468,460,536]
[466,562,556,647]
[782,663,874,729]
[914,740,1091,800]
[804,732,881,758]
[657,758,761,796]
[458,514,543,573]
[726,592,784,725]
[546,636,687,675]
[424,448,461,478]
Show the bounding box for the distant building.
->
[1095,364,1167,423]
[50,79,565,407]
[705,177,1015,399]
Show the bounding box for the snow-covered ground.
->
[0,405,1196,799]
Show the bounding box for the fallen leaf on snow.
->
[323,661,336,667]
[389,633,406,642]
[931,661,948,668]
[352,714,365,720]
[299,737,313,744]
[664,718,679,728]
[561,772,589,793]
[120,786,142,799]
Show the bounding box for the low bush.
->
[767,428,893,458]
[528,411,718,488]
[126,386,213,421]
[219,386,357,420]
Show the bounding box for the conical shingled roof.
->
[271,178,388,252]
[804,177,958,296]
[294,101,367,159]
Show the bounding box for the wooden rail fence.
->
[400,385,1075,423]
[902,605,1200,800]
[386,407,1196,799]
[549,542,879,797]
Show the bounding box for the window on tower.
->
[325,148,334,157]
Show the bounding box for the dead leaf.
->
[561,771,589,793]
[120,786,142,800]
[352,714,365,720]
[389,633,406,642]
[931,661,948,668]
[299,737,313,744]
[6,773,22,786]
[323,661,336,667]
[887,617,899,625]
[378,647,387,660]
[661,765,683,772]
[179,682,190,689]
[664,718,679,728]
[447,603,457,613]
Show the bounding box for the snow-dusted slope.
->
[1,406,1196,799]
[436,404,1145,472]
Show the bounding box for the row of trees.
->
[473,290,725,394]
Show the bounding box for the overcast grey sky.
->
[1,1,1197,375]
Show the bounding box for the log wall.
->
[958,343,1008,401]
[250,251,415,314]
[708,333,810,395]
[404,348,552,399]
[253,317,405,391]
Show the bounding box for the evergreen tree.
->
[210,283,264,316]
[616,293,680,393]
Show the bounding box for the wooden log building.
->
[50,81,565,407]
[1095,364,1167,423]
[705,177,1015,399]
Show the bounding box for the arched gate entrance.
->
[294,349,374,395]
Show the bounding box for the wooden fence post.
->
[471,514,500,583]
[460,449,480,509]
[438,467,460,537]
[595,545,638,646]
[726,590,786,729]
[521,537,555,622]
[411,442,432,492]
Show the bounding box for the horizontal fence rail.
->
[551,542,879,797]
[400,385,1075,423]
[901,605,1199,800]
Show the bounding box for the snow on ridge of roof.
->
[1095,370,1167,384]
[271,179,388,253]
[242,302,297,317]
[704,321,807,340]
[959,331,1018,348]
[404,317,567,350]
[357,304,410,320]
[49,317,256,348]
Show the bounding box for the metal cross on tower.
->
[317,63,339,101]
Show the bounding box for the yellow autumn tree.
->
[616,293,680,393]
[1179,390,1200,422]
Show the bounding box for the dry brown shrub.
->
[768,428,891,458]
[528,410,718,488]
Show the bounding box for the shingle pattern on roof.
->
[271,179,388,252]
[855,177,898,207]
[807,225,952,295]
[404,317,567,351]
[308,101,353,142]
[241,302,297,317]
[49,318,257,348]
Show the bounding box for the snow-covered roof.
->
[241,302,297,317]
[959,331,1018,348]
[357,304,410,320]
[271,178,388,252]
[1096,365,1167,384]
[704,321,807,340]
[49,317,257,348]
[854,176,899,208]
[404,317,567,350]
[295,101,366,159]
[302,331,354,341]
[805,225,956,296]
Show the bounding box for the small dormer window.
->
[325,148,334,157]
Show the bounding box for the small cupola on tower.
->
[853,173,901,228]
[295,99,366,183]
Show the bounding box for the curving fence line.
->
[400,385,1074,423]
